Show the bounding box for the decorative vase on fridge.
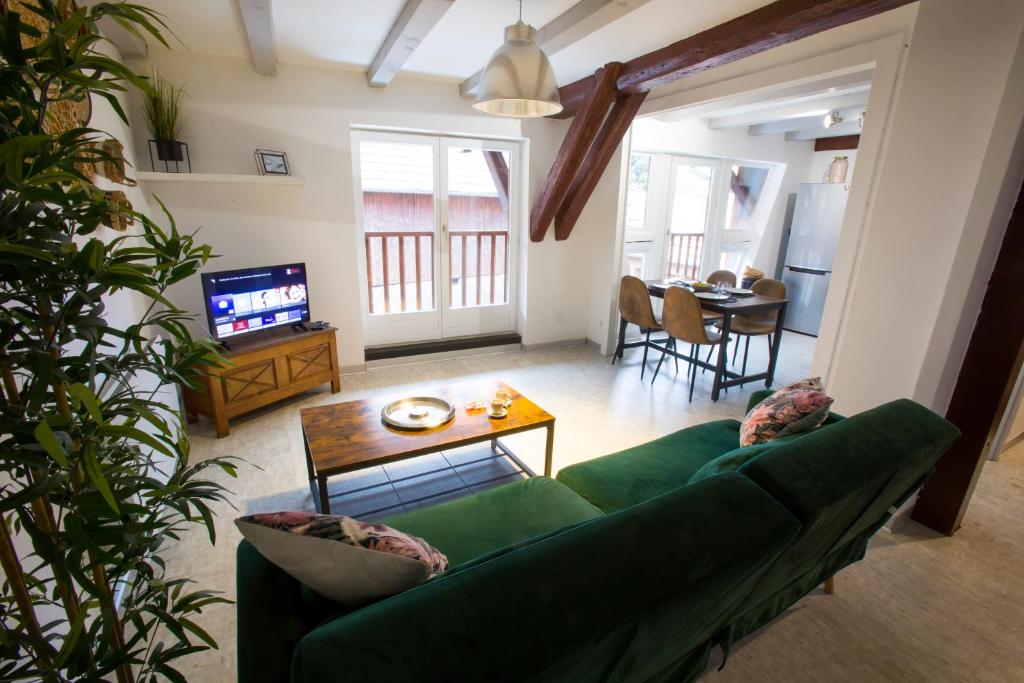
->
[825,155,849,183]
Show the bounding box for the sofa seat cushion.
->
[381,477,603,567]
[556,419,743,512]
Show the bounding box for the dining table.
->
[645,280,789,401]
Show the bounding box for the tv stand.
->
[183,327,340,437]
[291,322,309,332]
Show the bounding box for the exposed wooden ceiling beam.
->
[530,63,621,242]
[814,134,860,151]
[368,0,455,87]
[554,91,647,240]
[460,0,651,98]
[237,0,278,76]
[554,0,915,118]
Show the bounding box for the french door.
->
[353,131,519,346]
[664,156,717,280]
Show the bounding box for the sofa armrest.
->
[236,540,320,683]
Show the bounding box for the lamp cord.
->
[518,0,522,22]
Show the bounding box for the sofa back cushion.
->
[730,399,958,634]
[291,474,800,683]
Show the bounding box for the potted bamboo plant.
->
[142,70,186,163]
[0,1,239,680]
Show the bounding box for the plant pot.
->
[155,139,185,162]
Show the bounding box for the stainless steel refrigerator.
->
[781,183,849,336]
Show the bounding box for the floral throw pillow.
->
[739,377,834,447]
[236,511,448,603]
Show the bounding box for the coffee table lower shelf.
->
[306,438,536,518]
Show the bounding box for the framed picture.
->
[254,149,290,176]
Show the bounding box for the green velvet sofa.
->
[236,392,958,682]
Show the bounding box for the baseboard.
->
[1001,431,1024,453]
[341,363,366,375]
[520,338,587,352]
[883,494,919,533]
[365,332,522,361]
[584,338,604,353]
[365,343,521,370]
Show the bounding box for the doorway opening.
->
[618,68,873,384]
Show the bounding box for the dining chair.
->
[717,277,787,381]
[612,275,665,380]
[706,270,737,287]
[701,270,737,325]
[651,286,724,402]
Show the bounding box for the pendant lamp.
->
[473,0,562,118]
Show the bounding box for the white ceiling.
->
[649,69,873,140]
[134,0,778,85]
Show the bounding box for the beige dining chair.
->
[701,270,737,325]
[706,270,737,287]
[612,275,664,380]
[652,286,725,402]
[718,277,787,380]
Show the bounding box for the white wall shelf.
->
[136,171,304,186]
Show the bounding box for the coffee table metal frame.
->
[301,386,555,515]
[303,439,533,518]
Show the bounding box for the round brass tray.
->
[381,396,455,430]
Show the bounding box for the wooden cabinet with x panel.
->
[183,327,340,437]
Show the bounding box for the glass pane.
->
[666,163,713,280]
[359,140,435,315]
[624,154,651,232]
[625,250,648,279]
[447,147,510,308]
[724,164,769,231]
[718,245,747,274]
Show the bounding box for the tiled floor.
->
[327,445,526,519]
[165,333,1024,682]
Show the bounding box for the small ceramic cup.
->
[490,399,506,415]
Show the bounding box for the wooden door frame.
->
[912,181,1024,535]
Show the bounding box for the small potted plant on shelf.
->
[142,70,188,169]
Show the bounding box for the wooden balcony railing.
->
[364,231,434,314]
[364,230,509,314]
[449,230,508,308]
[666,232,704,280]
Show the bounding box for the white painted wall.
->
[519,117,591,347]
[819,0,1024,414]
[89,43,182,428]
[130,50,524,369]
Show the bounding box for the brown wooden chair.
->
[719,277,786,379]
[701,270,737,325]
[612,275,664,379]
[652,286,724,401]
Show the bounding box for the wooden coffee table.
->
[300,381,555,514]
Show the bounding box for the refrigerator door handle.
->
[786,265,830,275]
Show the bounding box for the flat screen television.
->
[201,263,310,341]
